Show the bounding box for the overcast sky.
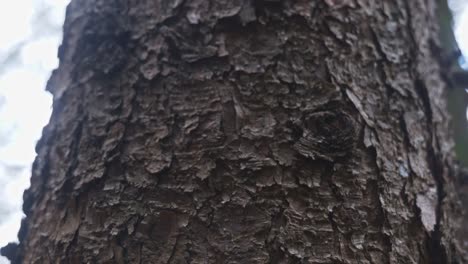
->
[0,1,467,263]
[0,1,68,263]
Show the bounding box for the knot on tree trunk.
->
[292,110,356,161]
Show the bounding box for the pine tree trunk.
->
[3,0,467,263]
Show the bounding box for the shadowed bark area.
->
[3,0,467,263]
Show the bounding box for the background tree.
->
[2,0,468,263]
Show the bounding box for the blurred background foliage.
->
[441,0,468,166]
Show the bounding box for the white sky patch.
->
[457,7,468,64]
[0,1,68,263]
[0,68,52,164]
[0,1,33,51]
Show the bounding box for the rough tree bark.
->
[2,0,468,263]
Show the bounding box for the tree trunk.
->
[3,0,468,263]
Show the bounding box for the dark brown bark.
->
[3,0,467,263]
